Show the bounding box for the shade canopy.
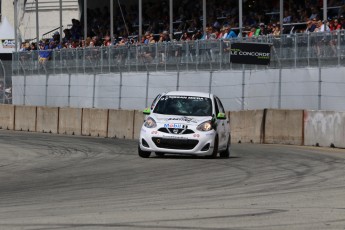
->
[0,17,15,39]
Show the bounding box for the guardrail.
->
[12,31,345,76]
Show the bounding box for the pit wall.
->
[0,105,343,148]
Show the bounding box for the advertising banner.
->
[230,43,271,65]
[1,40,15,48]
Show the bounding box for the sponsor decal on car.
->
[167,117,198,123]
[163,123,184,128]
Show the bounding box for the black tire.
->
[210,135,219,158]
[220,136,231,158]
[138,145,151,158]
[155,152,165,157]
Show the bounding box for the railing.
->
[41,24,73,40]
[12,31,345,76]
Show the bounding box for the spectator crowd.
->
[18,0,345,55]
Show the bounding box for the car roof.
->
[164,91,213,98]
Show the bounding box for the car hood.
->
[151,114,212,126]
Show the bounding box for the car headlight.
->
[196,120,213,131]
[144,117,157,128]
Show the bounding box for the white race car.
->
[138,91,231,158]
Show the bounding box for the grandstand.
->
[10,0,345,48]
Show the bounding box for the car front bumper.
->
[139,126,217,156]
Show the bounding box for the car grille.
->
[152,137,198,150]
[158,127,195,135]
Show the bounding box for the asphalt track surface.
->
[0,130,345,230]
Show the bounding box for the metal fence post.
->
[176,70,180,91]
[219,40,223,70]
[83,48,86,74]
[107,46,110,74]
[184,42,188,71]
[92,74,96,108]
[53,52,56,75]
[241,64,245,110]
[164,43,167,72]
[196,40,199,71]
[318,67,322,110]
[76,49,79,74]
[99,46,104,74]
[294,34,297,68]
[68,73,71,107]
[45,74,49,106]
[209,71,213,93]
[23,74,27,105]
[278,67,282,109]
[337,31,341,67]
[155,43,158,71]
[307,32,310,67]
[135,45,139,72]
[119,71,122,109]
[145,71,150,108]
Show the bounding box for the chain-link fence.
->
[12,31,345,77]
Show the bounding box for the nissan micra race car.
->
[138,91,231,158]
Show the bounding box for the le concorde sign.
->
[230,43,271,65]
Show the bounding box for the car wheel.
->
[210,135,219,158]
[138,145,151,158]
[220,136,230,158]
[155,152,165,157]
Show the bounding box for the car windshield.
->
[153,95,212,116]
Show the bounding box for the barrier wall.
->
[2,104,344,149]
[14,106,37,132]
[230,110,264,144]
[59,108,82,135]
[36,107,59,133]
[108,110,135,139]
[0,104,14,130]
[304,110,345,148]
[264,109,304,145]
[82,108,108,137]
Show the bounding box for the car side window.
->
[214,97,219,115]
[215,97,225,114]
[151,93,162,109]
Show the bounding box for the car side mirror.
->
[217,112,226,120]
[143,108,151,115]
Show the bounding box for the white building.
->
[1,0,79,42]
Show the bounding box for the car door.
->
[215,96,229,148]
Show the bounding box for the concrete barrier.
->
[15,106,37,132]
[230,110,264,144]
[82,108,108,137]
[304,110,345,148]
[264,109,304,145]
[0,104,14,130]
[108,110,135,139]
[36,107,59,133]
[7,104,345,150]
[58,108,82,135]
[133,110,146,140]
